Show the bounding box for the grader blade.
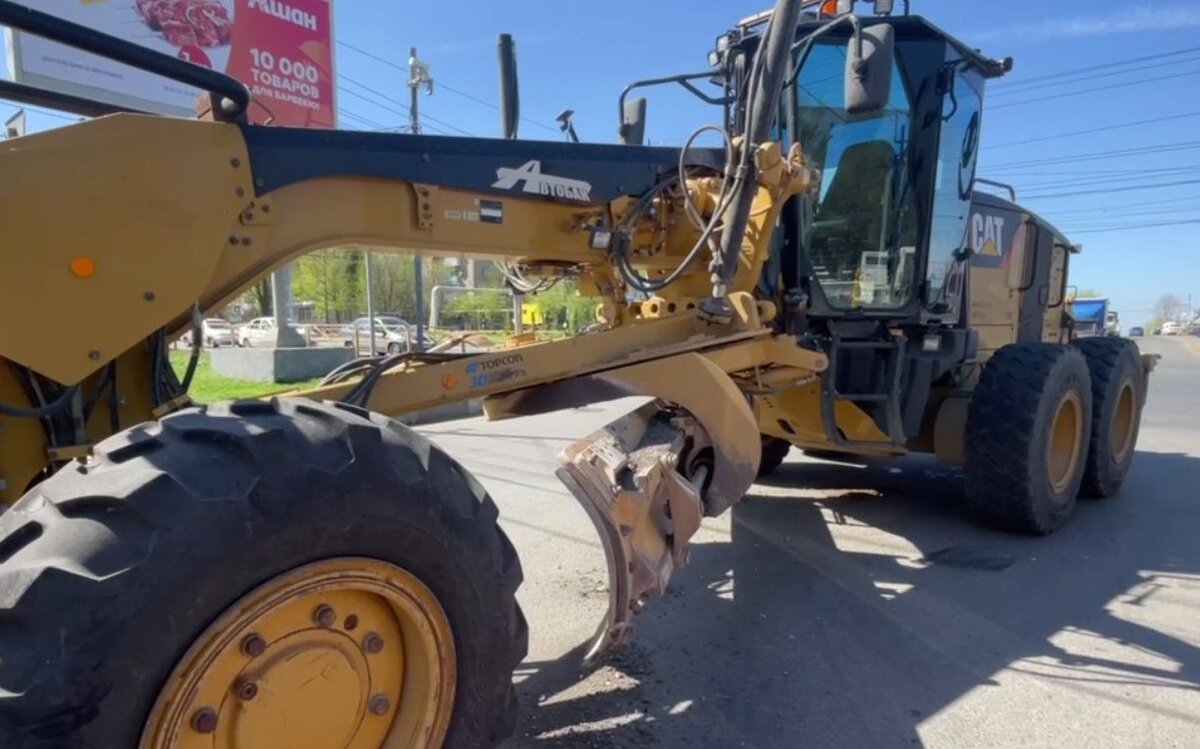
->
[552,353,760,662]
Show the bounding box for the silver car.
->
[179,318,234,348]
[341,317,435,355]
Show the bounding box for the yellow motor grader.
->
[0,1,1152,746]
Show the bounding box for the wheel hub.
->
[1047,390,1083,495]
[1110,380,1136,463]
[227,629,377,749]
[141,558,455,749]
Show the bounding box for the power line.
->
[337,40,559,135]
[1056,210,1200,232]
[990,55,1200,98]
[437,80,559,134]
[983,140,1200,170]
[981,164,1200,177]
[339,109,390,130]
[1035,194,1200,215]
[989,68,1200,111]
[991,44,1200,90]
[338,85,454,136]
[983,111,1200,149]
[1065,218,1200,235]
[1008,166,1200,192]
[1054,205,1200,222]
[338,75,471,136]
[1022,178,1200,200]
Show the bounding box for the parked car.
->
[1128,326,1144,337]
[1162,321,1184,336]
[340,317,434,355]
[1189,320,1200,336]
[180,318,233,347]
[236,317,308,347]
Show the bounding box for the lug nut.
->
[368,694,390,715]
[313,604,337,628]
[191,707,218,734]
[362,632,384,654]
[241,633,266,657]
[234,679,258,701]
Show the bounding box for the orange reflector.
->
[70,256,96,279]
[820,0,838,13]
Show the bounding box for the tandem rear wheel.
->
[0,399,527,749]
[1072,337,1146,498]
[964,343,1094,534]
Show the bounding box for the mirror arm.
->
[617,71,731,129]
[791,14,861,58]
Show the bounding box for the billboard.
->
[4,0,336,128]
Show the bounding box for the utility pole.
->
[365,250,376,356]
[409,47,433,350]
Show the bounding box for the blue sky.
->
[3,0,1198,326]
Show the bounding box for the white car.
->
[180,318,233,347]
[236,317,308,347]
[1162,321,1184,336]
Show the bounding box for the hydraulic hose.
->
[709,0,805,304]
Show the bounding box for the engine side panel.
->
[966,198,1028,357]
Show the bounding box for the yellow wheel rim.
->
[140,558,455,749]
[1110,380,1137,463]
[1047,390,1084,495]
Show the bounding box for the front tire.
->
[757,437,792,478]
[1073,337,1146,498]
[0,399,526,748]
[964,344,1093,534]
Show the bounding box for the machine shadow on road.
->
[506,449,1200,747]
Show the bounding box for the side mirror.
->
[844,24,894,115]
[620,97,647,146]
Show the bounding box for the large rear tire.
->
[0,399,526,748]
[964,343,1093,534]
[1073,337,1146,498]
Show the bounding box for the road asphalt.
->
[420,335,1200,748]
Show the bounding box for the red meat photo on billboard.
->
[132,0,335,129]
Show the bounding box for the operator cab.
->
[770,11,1011,321]
[730,5,1012,448]
[617,2,1013,449]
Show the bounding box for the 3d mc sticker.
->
[492,161,593,202]
[465,353,527,389]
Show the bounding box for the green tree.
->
[1076,288,1103,298]
[1155,293,1184,322]
[368,255,458,321]
[536,282,597,333]
[444,287,511,330]
[293,249,354,322]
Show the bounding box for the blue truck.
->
[1071,297,1119,338]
